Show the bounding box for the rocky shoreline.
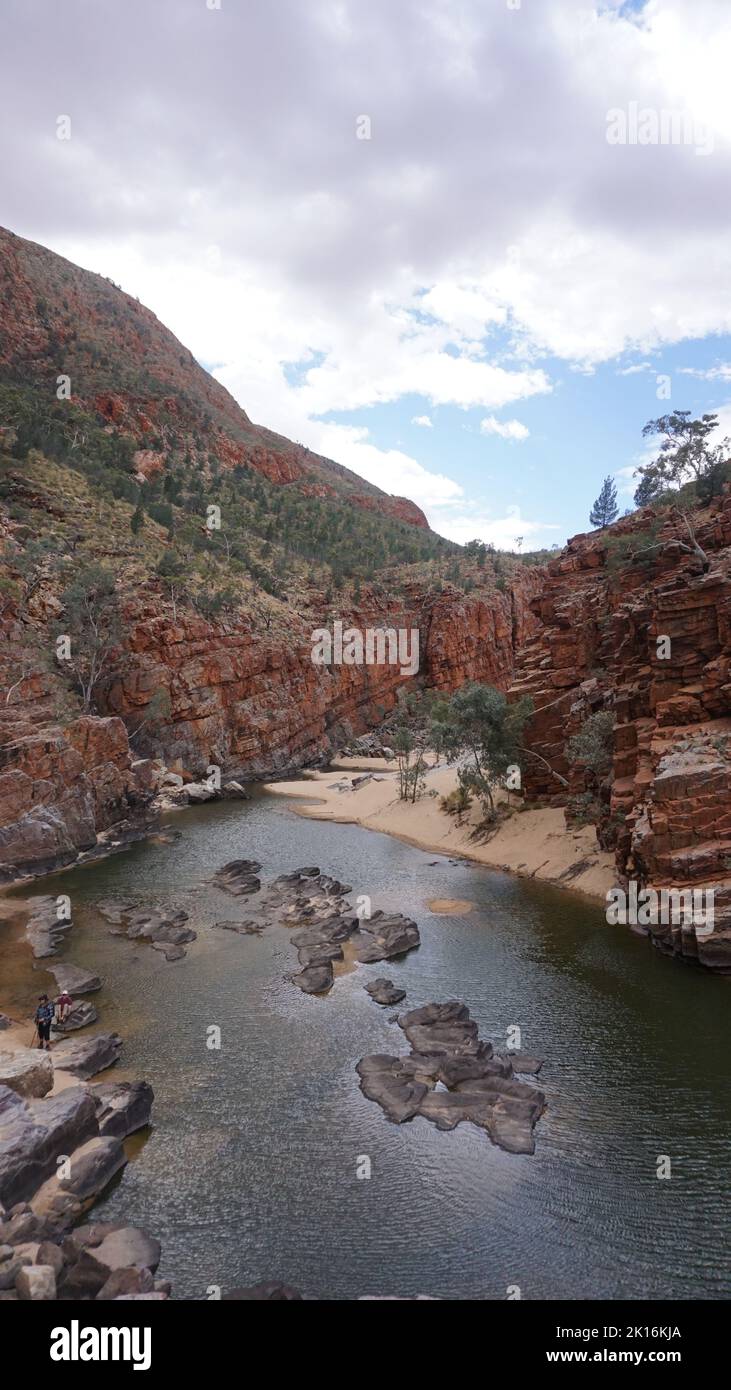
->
[0,1049,161,1301]
[0,883,167,1300]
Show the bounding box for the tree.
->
[59,566,121,713]
[430,683,537,819]
[392,726,428,803]
[590,476,618,529]
[634,412,729,505]
[566,710,614,779]
[156,549,188,621]
[128,686,172,748]
[130,501,145,535]
[7,537,61,602]
[633,470,665,508]
[565,708,615,830]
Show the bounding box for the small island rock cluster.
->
[357,1001,545,1155]
[211,861,421,994]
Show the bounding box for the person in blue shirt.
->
[34,994,55,1050]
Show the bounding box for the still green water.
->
[2,794,729,1300]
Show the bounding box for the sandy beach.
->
[266,759,616,903]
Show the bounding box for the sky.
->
[3,0,731,549]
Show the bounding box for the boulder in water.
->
[364,979,406,1006]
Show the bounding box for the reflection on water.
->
[2,794,729,1301]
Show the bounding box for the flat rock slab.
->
[213,860,262,895]
[505,1052,544,1075]
[353,913,420,963]
[125,909,192,942]
[47,964,101,995]
[297,942,344,969]
[356,1056,428,1122]
[51,1033,122,1080]
[0,1085,98,1210]
[0,1049,54,1099]
[52,1001,97,1035]
[89,1080,154,1139]
[150,942,186,961]
[213,920,264,935]
[95,899,137,926]
[357,1001,546,1156]
[365,979,406,1006]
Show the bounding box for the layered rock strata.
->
[511,494,731,969]
[0,574,540,882]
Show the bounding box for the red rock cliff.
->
[0,573,540,880]
[510,495,731,970]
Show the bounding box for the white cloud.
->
[433,505,559,550]
[311,423,464,510]
[479,416,530,442]
[679,363,731,381]
[7,0,731,545]
[411,415,433,428]
[420,283,507,339]
[614,464,641,498]
[706,401,731,443]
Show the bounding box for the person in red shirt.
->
[56,990,73,1024]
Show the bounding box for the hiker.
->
[55,989,73,1024]
[34,994,55,1050]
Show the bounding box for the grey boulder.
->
[0,1086,97,1209]
[365,979,406,1006]
[47,963,101,995]
[51,1033,122,1080]
[52,1001,98,1035]
[354,913,420,963]
[89,1081,154,1139]
[293,964,334,994]
[0,1048,54,1099]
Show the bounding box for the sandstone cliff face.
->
[0,575,540,880]
[349,494,430,530]
[0,603,155,881]
[510,495,731,970]
[423,570,541,690]
[101,575,541,778]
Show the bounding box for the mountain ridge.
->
[0,224,429,529]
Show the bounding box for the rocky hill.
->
[0,225,428,529]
